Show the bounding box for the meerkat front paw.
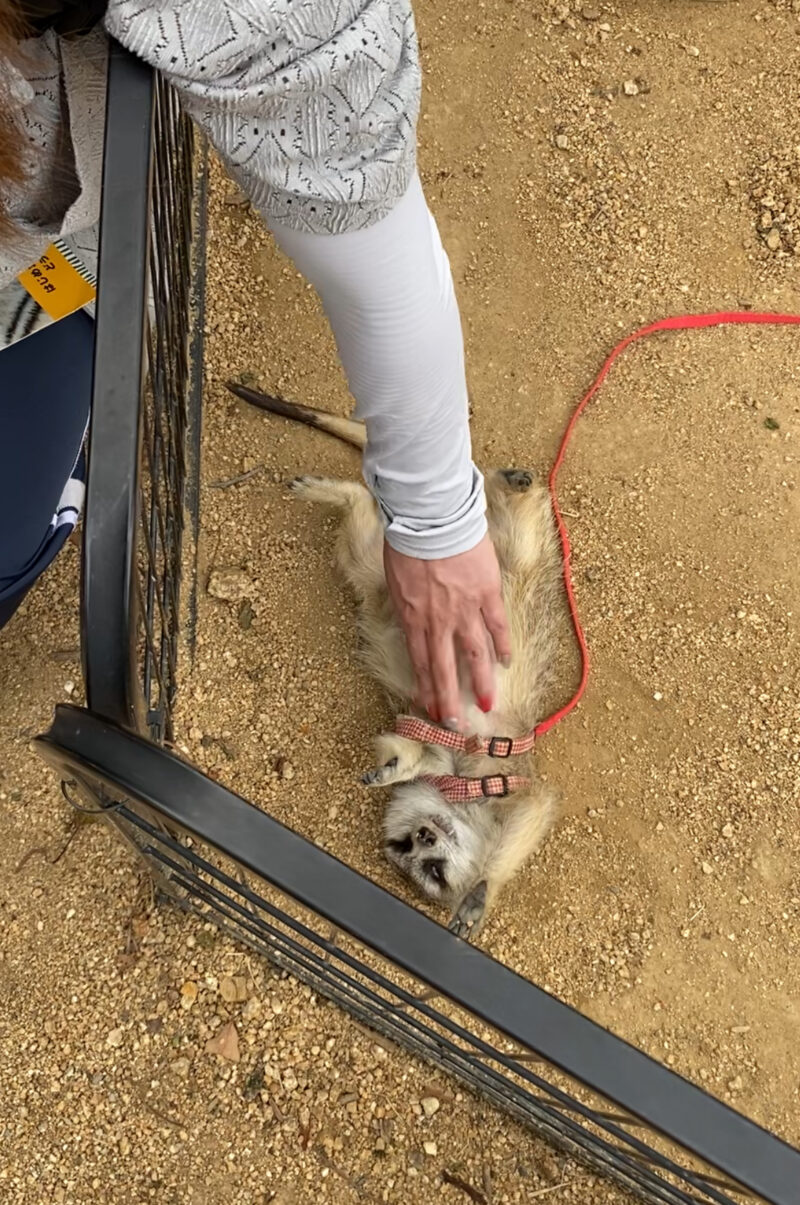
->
[361,757,399,787]
[361,733,429,789]
[448,880,488,941]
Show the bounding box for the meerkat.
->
[228,384,564,939]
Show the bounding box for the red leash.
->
[397,311,800,800]
[536,310,800,739]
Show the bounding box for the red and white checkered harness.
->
[393,714,534,803]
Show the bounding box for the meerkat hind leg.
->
[499,468,535,492]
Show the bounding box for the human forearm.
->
[268,174,486,559]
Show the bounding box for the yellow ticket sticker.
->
[18,239,96,321]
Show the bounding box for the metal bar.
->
[82,43,154,730]
[127,825,753,1205]
[152,864,710,1204]
[34,706,800,1205]
[182,138,208,670]
[82,48,203,744]
[57,794,729,1204]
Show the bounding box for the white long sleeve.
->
[268,174,487,560]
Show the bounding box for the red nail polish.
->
[478,695,493,713]
[428,706,440,723]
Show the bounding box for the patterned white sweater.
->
[1,2,486,559]
[1,0,420,288]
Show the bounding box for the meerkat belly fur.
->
[227,386,562,938]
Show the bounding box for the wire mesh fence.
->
[81,42,205,742]
[41,44,800,1205]
[36,706,800,1205]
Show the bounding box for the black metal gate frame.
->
[81,41,205,741]
[34,41,800,1205]
[36,706,800,1205]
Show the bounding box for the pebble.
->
[242,996,261,1022]
[765,228,782,252]
[219,975,250,1004]
[205,1021,240,1062]
[171,1057,191,1078]
[207,567,253,602]
[555,133,569,150]
[622,79,639,96]
[421,1096,440,1118]
[701,862,713,875]
[106,1027,124,1048]
[721,824,734,839]
[180,981,198,1009]
[728,1076,744,1092]
[423,1141,438,1157]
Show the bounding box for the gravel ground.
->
[1,2,799,1203]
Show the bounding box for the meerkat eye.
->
[416,827,436,847]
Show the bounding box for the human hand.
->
[383,534,511,731]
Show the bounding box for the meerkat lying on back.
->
[229,385,563,938]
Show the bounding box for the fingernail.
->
[443,717,461,731]
[427,706,440,723]
[500,654,512,669]
[478,695,493,714]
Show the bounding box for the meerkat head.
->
[382,781,490,905]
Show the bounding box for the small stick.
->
[441,1171,487,1204]
[14,846,49,873]
[209,465,266,489]
[13,820,83,873]
[529,1181,575,1199]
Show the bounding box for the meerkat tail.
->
[226,383,366,451]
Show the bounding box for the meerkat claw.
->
[361,757,399,786]
[448,880,488,940]
[501,469,535,492]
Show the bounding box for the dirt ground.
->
[2,2,799,1202]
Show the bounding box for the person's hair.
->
[0,0,31,240]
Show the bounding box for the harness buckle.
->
[481,775,509,798]
[488,736,513,759]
